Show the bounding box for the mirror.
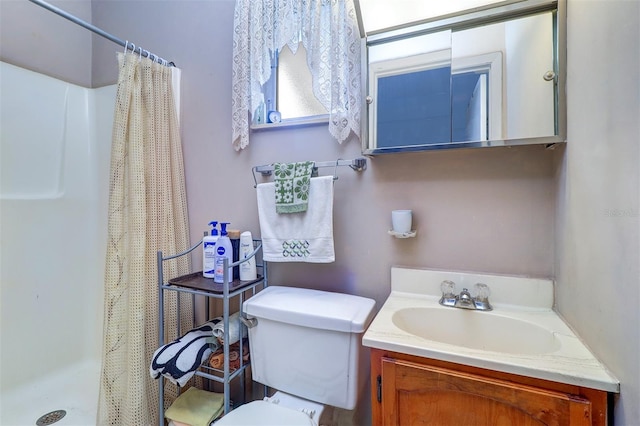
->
[368,30,453,148]
[360,0,566,154]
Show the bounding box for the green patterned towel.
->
[274,161,315,213]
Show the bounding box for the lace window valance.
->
[232,0,361,151]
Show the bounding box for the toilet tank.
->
[243,286,376,410]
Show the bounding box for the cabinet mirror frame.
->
[357,0,567,155]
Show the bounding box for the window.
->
[276,44,328,122]
[232,0,361,149]
[253,43,329,127]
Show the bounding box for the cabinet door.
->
[381,357,592,426]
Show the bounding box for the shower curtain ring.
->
[124,40,128,55]
[129,43,135,55]
[150,53,156,62]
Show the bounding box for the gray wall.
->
[1,0,638,422]
[89,0,556,308]
[554,0,640,423]
[1,0,92,87]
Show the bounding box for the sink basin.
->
[362,268,620,393]
[392,307,560,355]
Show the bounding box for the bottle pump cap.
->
[209,221,219,236]
[220,222,230,236]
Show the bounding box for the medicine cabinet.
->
[356,0,566,154]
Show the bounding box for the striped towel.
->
[274,161,314,213]
[150,319,221,387]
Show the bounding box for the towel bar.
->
[252,157,367,188]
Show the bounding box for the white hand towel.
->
[257,175,335,263]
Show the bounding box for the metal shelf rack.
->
[156,239,267,425]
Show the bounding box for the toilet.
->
[215,286,376,425]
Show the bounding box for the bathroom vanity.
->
[371,349,607,425]
[363,267,619,425]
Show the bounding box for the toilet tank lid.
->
[244,286,376,333]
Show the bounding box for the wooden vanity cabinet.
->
[370,349,609,426]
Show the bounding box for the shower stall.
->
[0,61,114,425]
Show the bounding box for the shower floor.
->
[0,359,100,426]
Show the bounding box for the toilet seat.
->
[214,400,317,426]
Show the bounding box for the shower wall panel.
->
[0,62,113,392]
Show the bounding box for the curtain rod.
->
[27,0,174,66]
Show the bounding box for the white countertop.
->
[362,267,620,393]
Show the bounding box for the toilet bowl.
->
[214,286,375,426]
[215,391,327,426]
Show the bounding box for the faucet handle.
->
[473,283,493,311]
[440,280,456,297]
[439,280,457,307]
[474,283,491,300]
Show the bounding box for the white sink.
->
[362,267,620,393]
[392,307,560,355]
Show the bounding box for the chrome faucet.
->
[439,281,493,311]
[456,287,475,309]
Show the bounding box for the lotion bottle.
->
[228,229,241,280]
[202,221,218,278]
[214,222,233,283]
[239,231,257,281]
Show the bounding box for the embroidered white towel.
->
[257,175,335,263]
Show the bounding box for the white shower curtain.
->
[97,52,193,425]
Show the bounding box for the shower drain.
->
[36,409,67,425]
